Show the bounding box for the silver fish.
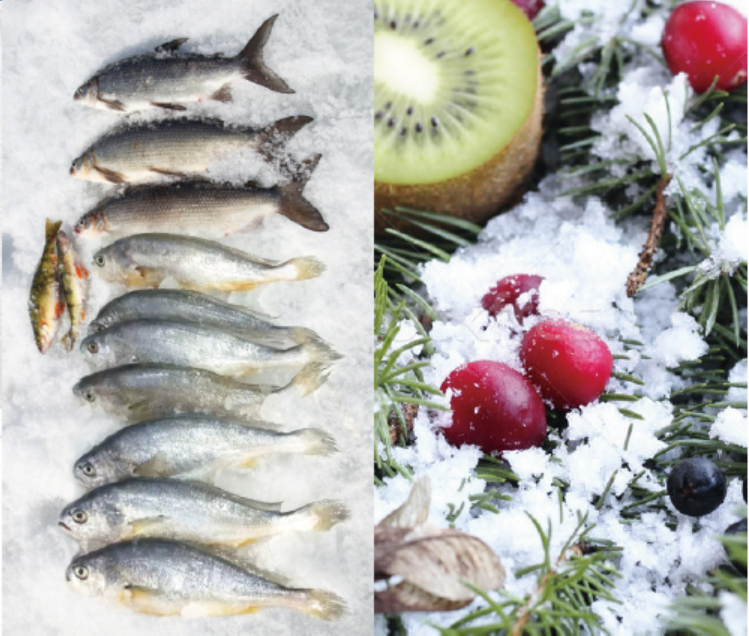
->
[74,15,293,113]
[65,539,346,619]
[73,154,328,237]
[80,320,341,384]
[59,478,349,547]
[72,363,325,423]
[70,115,312,184]
[73,414,338,488]
[56,230,90,350]
[91,233,325,292]
[88,289,315,352]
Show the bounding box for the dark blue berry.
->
[667,458,726,517]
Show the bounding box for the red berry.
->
[481,274,544,322]
[661,1,747,93]
[520,319,613,410]
[510,0,545,21]
[440,360,547,453]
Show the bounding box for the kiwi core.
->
[374,0,539,186]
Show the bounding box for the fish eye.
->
[83,390,96,403]
[72,509,88,524]
[87,342,99,354]
[81,463,96,477]
[94,255,105,267]
[74,565,89,580]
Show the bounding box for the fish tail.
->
[256,116,314,158]
[46,219,63,242]
[306,499,350,531]
[277,154,328,232]
[286,256,325,281]
[289,327,318,345]
[298,428,339,456]
[303,589,347,621]
[238,14,294,94]
[302,335,343,365]
[291,361,331,396]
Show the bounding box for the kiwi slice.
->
[374,0,543,232]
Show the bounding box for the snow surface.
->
[375,0,747,633]
[2,1,373,635]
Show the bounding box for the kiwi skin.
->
[375,53,544,235]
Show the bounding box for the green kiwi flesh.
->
[374,0,543,229]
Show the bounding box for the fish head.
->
[91,242,139,285]
[70,150,96,180]
[80,332,116,368]
[74,208,108,237]
[60,493,122,544]
[34,320,56,354]
[73,376,99,405]
[73,77,100,108]
[66,553,109,597]
[74,450,124,489]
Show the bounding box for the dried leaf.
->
[379,476,431,529]
[374,524,506,613]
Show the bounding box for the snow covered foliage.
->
[375,0,747,633]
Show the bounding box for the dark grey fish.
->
[70,116,312,184]
[65,539,346,619]
[74,14,293,113]
[73,154,328,236]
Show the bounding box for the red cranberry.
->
[440,360,547,453]
[510,0,545,21]
[481,274,544,322]
[520,319,613,410]
[661,1,747,93]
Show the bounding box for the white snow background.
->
[2,1,373,635]
[374,0,747,634]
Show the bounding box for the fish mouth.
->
[59,521,73,533]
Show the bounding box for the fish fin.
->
[298,428,339,456]
[128,266,162,288]
[154,38,188,54]
[237,15,294,94]
[277,154,329,232]
[291,362,332,396]
[148,167,188,178]
[61,329,77,352]
[306,499,350,531]
[210,85,233,103]
[132,452,169,477]
[304,590,347,621]
[150,101,187,111]
[125,516,168,538]
[287,256,326,281]
[120,586,179,616]
[94,166,126,184]
[210,281,258,293]
[99,97,126,112]
[255,115,314,163]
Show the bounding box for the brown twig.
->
[626,174,673,297]
[510,543,585,636]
